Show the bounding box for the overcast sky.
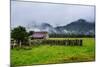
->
[11,1,95,27]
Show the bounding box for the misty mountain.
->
[26,19,95,35]
[39,23,57,34]
[55,19,95,34]
[26,22,56,34]
[65,19,94,31]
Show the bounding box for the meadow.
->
[11,38,95,66]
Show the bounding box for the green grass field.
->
[11,38,95,66]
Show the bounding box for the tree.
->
[28,31,34,36]
[11,26,28,47]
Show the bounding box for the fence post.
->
[19,41,22,47]
[80,40,82,46]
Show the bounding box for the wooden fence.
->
[11,39,83,48]
[30,39,83,46]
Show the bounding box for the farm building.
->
[30,32,49,39]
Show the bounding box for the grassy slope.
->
[11,38,95,66]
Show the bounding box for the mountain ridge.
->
[26,19,95,35]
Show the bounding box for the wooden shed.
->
[31,32,49,39]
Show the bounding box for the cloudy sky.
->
[11,1,95,27]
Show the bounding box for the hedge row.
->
[49,34,95,38]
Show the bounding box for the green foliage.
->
[49,34,95,38]
[28,31,34,36]
[11,38,95,66]
[11,26,28,41]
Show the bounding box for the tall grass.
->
[11,38,95,66]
